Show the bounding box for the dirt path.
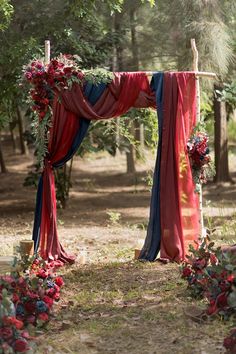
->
[0,137,235,353]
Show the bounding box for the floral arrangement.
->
[181,238,236,352]
[23,55,113,166]
[0,256,64,353]
[224,328,236,353]
[187,129,215,192]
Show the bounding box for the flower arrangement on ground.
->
[0,256,64,353]
[181,238,236,352]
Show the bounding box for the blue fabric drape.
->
[32,82,107,251]
[139,72,164,261]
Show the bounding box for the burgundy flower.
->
[14,338,29,353]
[24,300,36,313]
[182,267,192,277]
[223,336,236,350]
[0,326,13,340]
[216,292,228,308]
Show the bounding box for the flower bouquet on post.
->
[187,124,215,192]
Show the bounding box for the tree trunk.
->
[9,122,17,153]
[16,105,28,155]
[130,7,144,160]
[0,133,7,173]
[214,84,231,182]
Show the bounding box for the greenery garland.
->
[23,54,113,166]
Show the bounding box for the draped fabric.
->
[138,73,164,261]
[32,70,199,264]
[139,72,199,262]
[34,72,155,263]
[159,73,199,261]
[32,83,107,262]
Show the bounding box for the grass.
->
[35,258,233,354]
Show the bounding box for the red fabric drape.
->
[160,72,199,262]
[40,72,155,262]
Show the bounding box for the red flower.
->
[217,292,228,308]
[54,276,64,287]
[209,253,217,265]
[227,274,234,282]
[14,338,29,353]
[39,111,46,119]
[207,302,217,315]
[53,292,60,301]
[12,293,20,303]
[24,300,36,313]
[33,258,40,266]
[0,327,13,340]
[4,316,24,329]
[182,267,192,277]
[37,269,48,279]
[64,67,72,75]
[223,336,236,350]
[38,312,49,321]
[46,288,55,297]
[43,295,54,308]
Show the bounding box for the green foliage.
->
[216,81,236,111]
[106,210,121,224]
[0,0,13,31]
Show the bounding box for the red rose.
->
[24,300,36,313]
[37,269,48,279]
[223,337,236,350]
[0,327,13,340]
[217,293,228,308]
[182,267,192,277]
[12,293,20,303]
[4,316,24,329]
[64,67,72,75]
[54,277,64,287]
[46,288,55,297]
[209,253,217,265]
[43,295,53,308]
[207,301,217,315]
[33,258,40,266]
[227,274,234,282]
[38,312,49,321]
[53,292,60,301]
[14,338,28,353]
[39,111,46,119]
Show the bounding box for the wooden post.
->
[44,40,50,65]
[191,38,204,239]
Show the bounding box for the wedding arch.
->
[25,40,215,264]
